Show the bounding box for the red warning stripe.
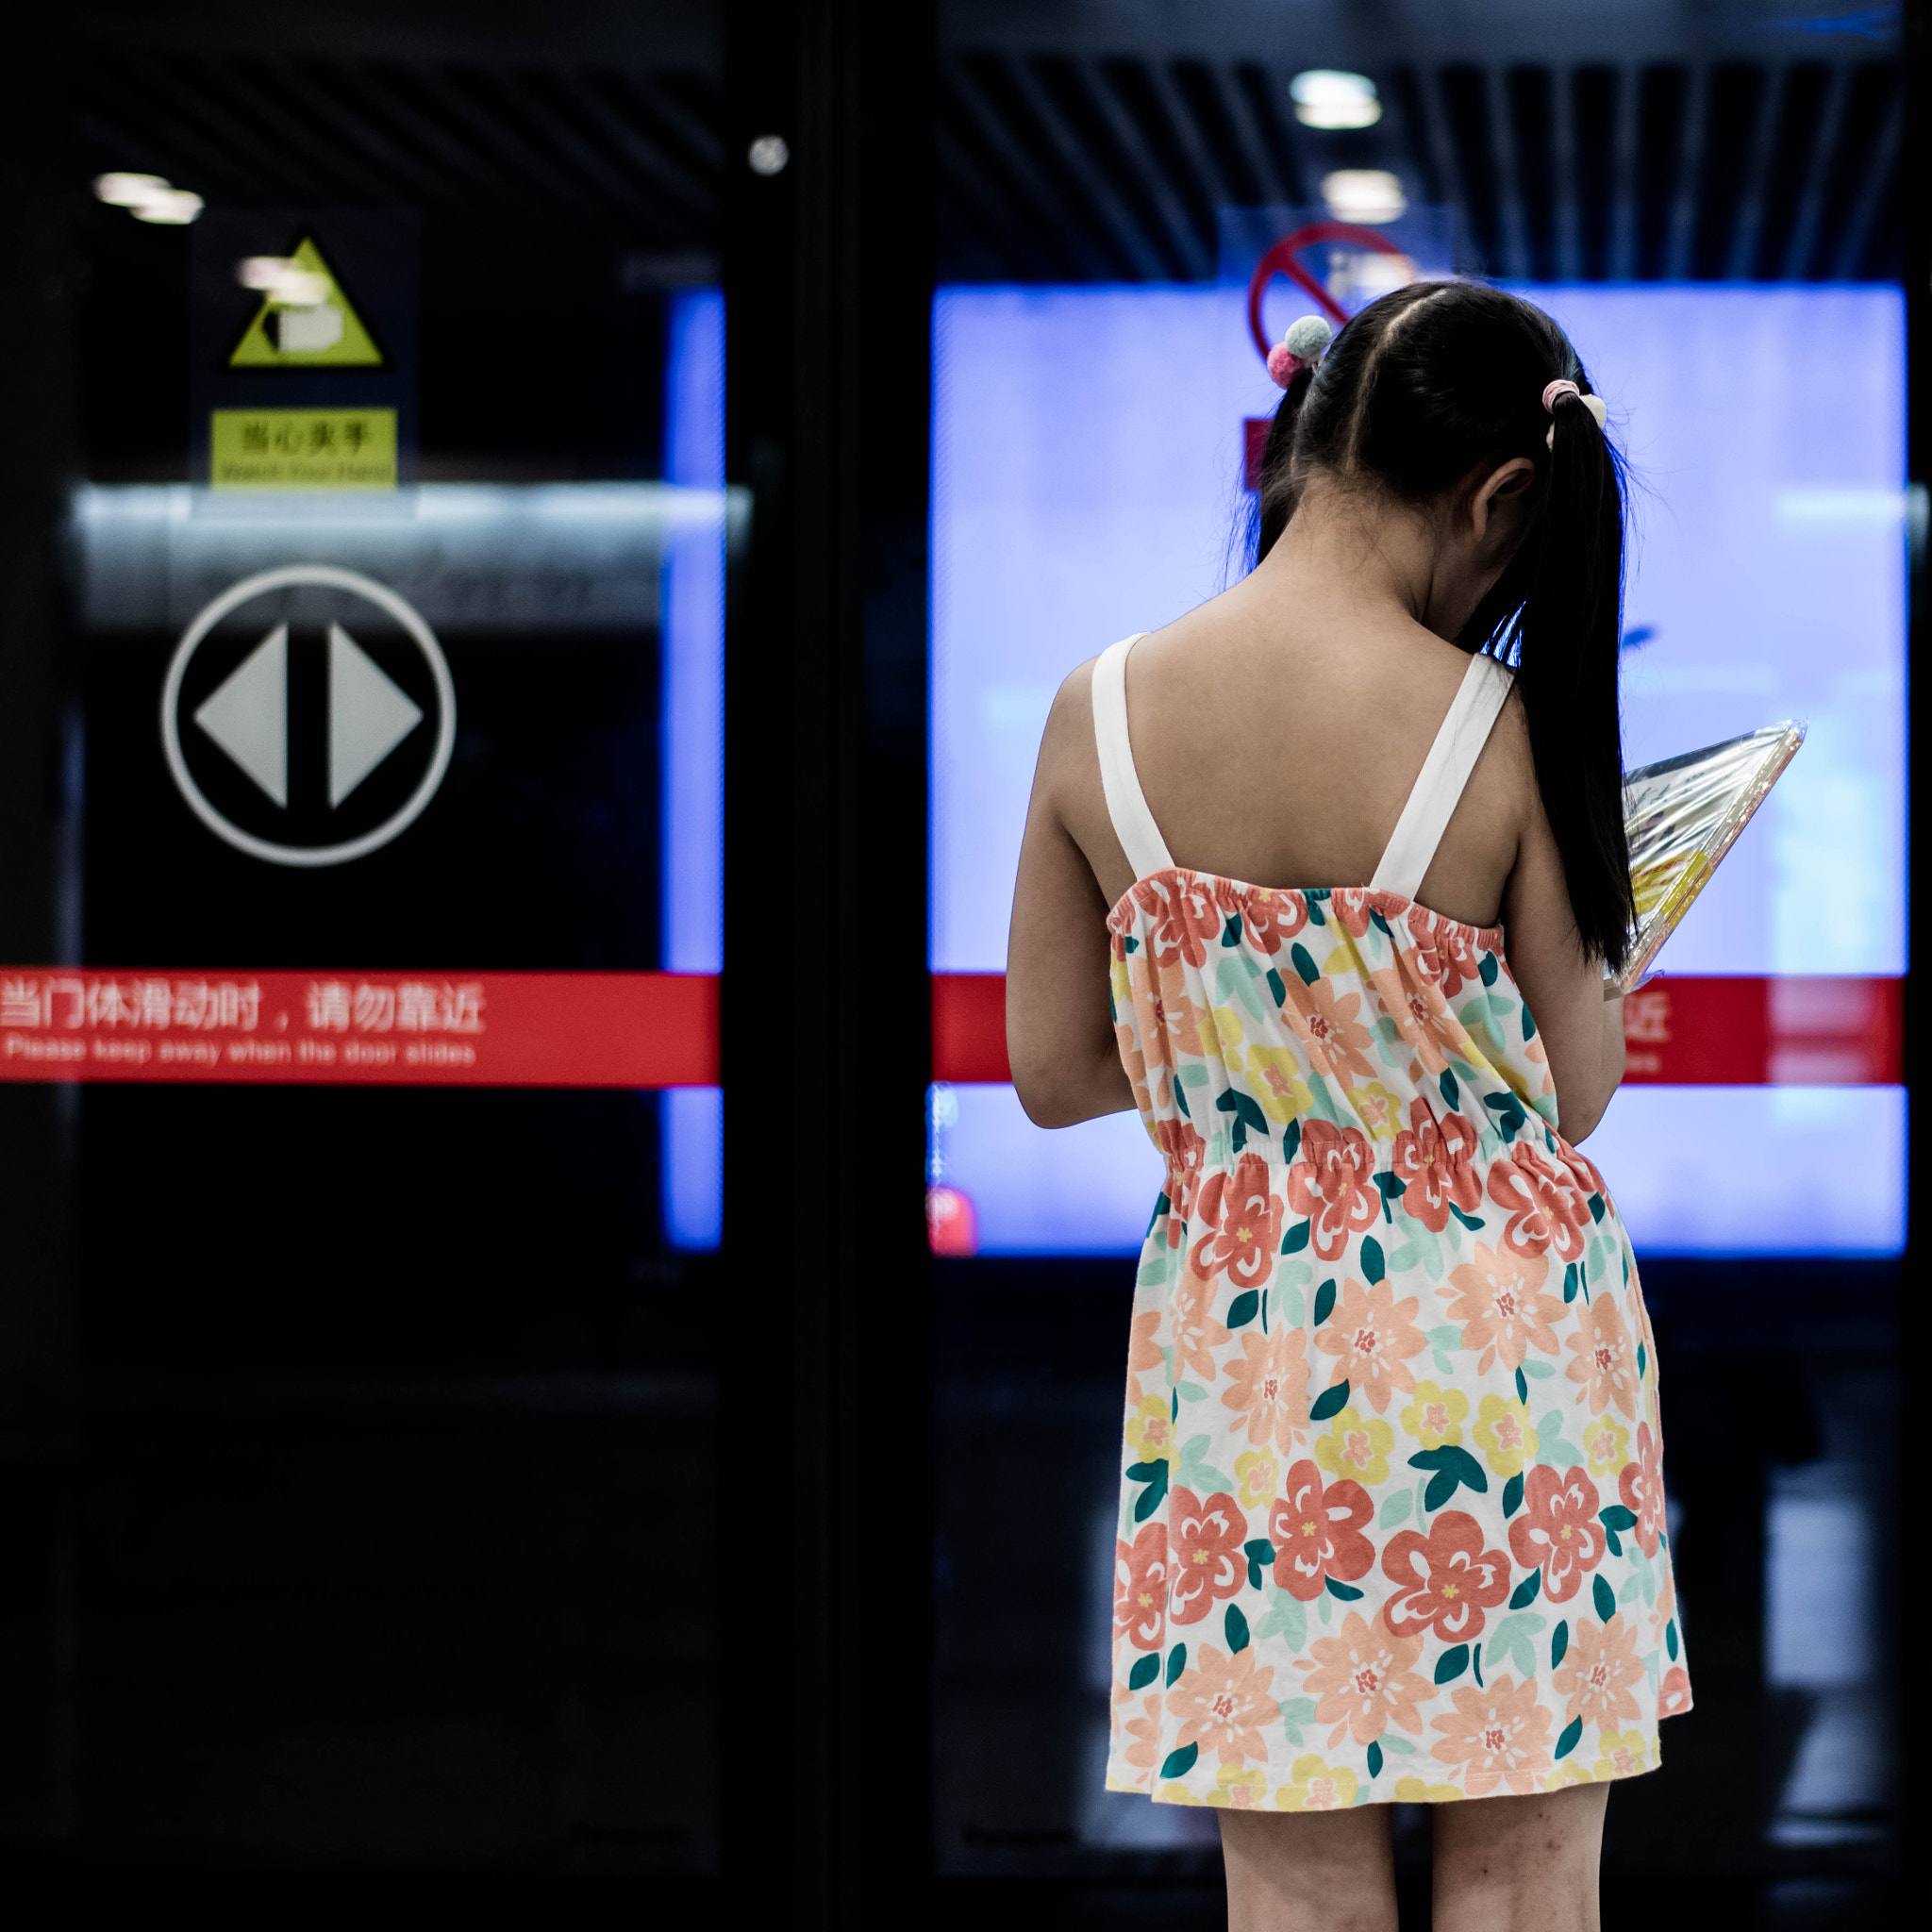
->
[0,969,718,1088]
[928,973,1903,1089]
[0,969,1901,1089]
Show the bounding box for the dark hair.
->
[1253,280,1633,970]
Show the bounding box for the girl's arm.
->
[1007,672,1136,1128]
[1500,764,1626,1143]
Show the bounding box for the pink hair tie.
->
[1541,377,1607,447]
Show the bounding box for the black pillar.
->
[722,2,935,1919]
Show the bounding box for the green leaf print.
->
[1267,968,1288,1009]
[1172,1077,1191,1121]
[1473,1642,1484,1688]
[1361,1237,1386,1283]
[1306,893,1326,925]
[1278,1283,1307,1326]
[1379,1490,1412,1528]
[1520,998,1535,1037]
[1291,942,1321,985]
[1158,1743,1199,1781]
[1257,1590,1308,1651]
[1310,1380,1350,1422]
[1128,1460,1169,1521]
[1555,1717,1584,1761]
[1552,1620,1569,1669]
[1589,1192,1607,1223]
[1366,1740,1384,1779]
[1407,1444,1488,1511]
[1447,1203,1484,1232]
[1243,1539,1275,1591]
[1638,1341,1648,1379]
[1215,955,1263,1018]
[1324,1576,1364,1601]
[1619,1574,1641,1605]
[1225,1291,1260,1331]
[1222,913,1243,948]
[1127,1654,1159,1691]
[1312,1279,1337,1327]
[1502,1473,1524,1519]
[1599,1504,1637,1533]
[1216,1085,1268,1151]
[1487,1612,1547,1684]
[1666,1619,1679,1660]
[1281,1219,1310,1259]
[1482,1090,1528,1140]
[1282,1121,1303,1169]
[1479,952,1499,988]
[1533,1412,1586,1469]
[1225,1603,1251,1655]
[1279,1696,1318,1746]
[1592,1574,1617,1624]
[1434,1645,1470,1686]
[1176,1382,1208,1403]
[1425,1324,1460,1351]
[1514,1367,1529,1405]
[1166,1643,1187,1687]
[1439,1069,1461,1110]
[1520,1359,1555,1380]
[1508,1568,1541,1609]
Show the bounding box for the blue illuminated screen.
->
[930,284,1904,1256]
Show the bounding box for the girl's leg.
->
[1217,1805,1399,1932]
[1431,1781,1611,1932]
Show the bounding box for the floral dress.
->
[1092,635,1690,1813]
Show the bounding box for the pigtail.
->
[1255,362,1315,562]
[1513,392,1634,970]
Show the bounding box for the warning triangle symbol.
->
[228,234,386,369]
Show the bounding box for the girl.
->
[1007,282,1687,1932]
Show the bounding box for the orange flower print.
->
[1148,958,1210,1065]
[1283,974,1378,1088]
[1312,1275,1426,1414]
[1208,1761,1270,1807]
[1658,1667,1693,1719]
[1390,1100,1482,1231]
[1295,1611,1431,1748]
[1553,1612,1644,1728]
[1618,1420,1666,1556]
[1168,1641,1281,1767]
[1190,1151,1284,1291]
[1430,1674,1554,1796]
[1124,1307,1163,1405]
[1565,1293,1640,1419]
[1269,1458,1374,1601]
[1131,872,1217,970]
[1381,1509,1511,1642]
[1152,1118,1209,1232]
[1283,1120,1380,1261]
[1329,890,1412,940]
[1507,1465,1607,1603]
[1487,1141,1594,1262]
[1374,949,1468,1077]
[1409,911,1486,998]
[1121,1687,1164,1779]
[1114,1523,1170,1653]
[1441,1241,1563,1374]
[1167,1488,1250,1625]
[1170,1263,1232,1382]
[1221,1326,1310,1453]
[1218,879,1307,953]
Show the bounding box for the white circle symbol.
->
[161,564,456,868]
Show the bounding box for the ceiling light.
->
[1322,170,1407,224]
[94,172,204,224]
[1291,70,1381,131]
[130,189,204,225]
[238,257,331,305]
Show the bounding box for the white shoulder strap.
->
[1091,635,1175,882]
[1370,653,1514,900]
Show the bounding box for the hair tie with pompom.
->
[1542,377,1608,448]
[1266,313,1334,390]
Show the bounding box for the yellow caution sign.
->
[228,236,385,368]
[209,408,397,490]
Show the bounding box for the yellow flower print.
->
[1400,1380,1470,1452]
[1583,1412,1631,1478]
[1158,1780,1205,1805]
[1592,1730,1652,1781]
[1314,1405,1395,1487]
[1207,1762,1269,1808]
[1244,1046,1314,1124]
[1273,1754,1358,1811]
[1234,1446,1279,1512]
[1353,1081,1404,1142]
[1392,1776,1463,1803]
[1474,1392,1539,1479]
[1206,1005,1247,1070]
[1125,1392,1177,1467]
[1545,1760,1596,1791]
